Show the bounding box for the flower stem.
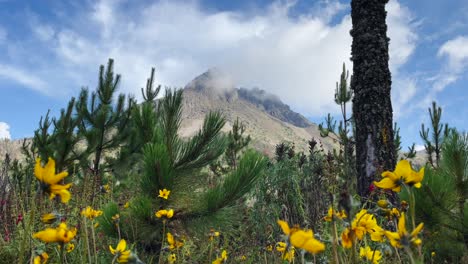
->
[158,221,166,264]
[83,217,92,263]
[331,221,340,264]
[91,220,98,264]
[59,242,65,264]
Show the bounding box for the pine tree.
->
[108,68,161,178]
[404,143,417,159]
[350,0,396,199]
[401,130,468,260]
[318,63,355,189]
[33,98,83,172]
[334,63,355,186]
[318,113,336,137]
[210,118,251,176]
[420,101,449,167]
[225,118,251,169]
[100,87,267,252]
[394,122,402,160]
[75,59,134,200]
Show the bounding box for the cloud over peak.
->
[4,0,417,118]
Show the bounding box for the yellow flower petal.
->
[374,178,399,191]
[410,223,424,237]
[394,160,412,179]
[397,213,407,236]
[167,209,174,218]
[33,228,59,243]
[116,239,127,252]
[341,228,352,248]
[277,220,290,235]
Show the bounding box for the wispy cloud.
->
[419,35,468,106]
[0,64,47,92]
[0,122,11,140]
[438,35,468,72]
[3,0,417,117]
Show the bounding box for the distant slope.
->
[179,69,338,156]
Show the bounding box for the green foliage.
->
[203,150,267,212]
[419,101,449,167]
[97,202,121,238]
[210,118,251,176]
[319,62,355,191]
[141,138,173,194]
[334,63,353,105]
[249,147,328,251]
[319,113,336,137]
[394,122,402,159]
[110,68,161,179]
[76,59,134,178]
[404,143,417,159]
[401,130,468,261]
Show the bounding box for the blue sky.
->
[0,0,467,151]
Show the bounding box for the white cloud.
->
[420,35,468,104]
[438,35,468,72]
[0,122,11,140]
[392,77,417,118]
[386,1,418,73]
[0,64,47,92]
[414,144,425,152]
[21,0,417,117]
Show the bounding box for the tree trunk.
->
[350,0,396,199]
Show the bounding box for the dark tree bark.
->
[350,0,396,199]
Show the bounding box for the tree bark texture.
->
[350,0,396,199]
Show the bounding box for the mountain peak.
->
[185,68,235,91]
[184,70,312,128]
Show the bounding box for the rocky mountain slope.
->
[179,69,338,156]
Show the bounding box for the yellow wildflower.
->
[266,244,273,251]
[33,222,77,244]
[341,228,352,248]
[41,213,60,224]
[360,246,382,264]
[158,189,171,200]
[351,210,384,242]
[66,243,75,253]
[209,229,220,241]
[109,239,132,263]
[124,202,130,208]
[290,230,325,254]
[324,206,347,222]
[282,248,295,261]
[168,253,176,263]
[81,206,103,220]
[241,255,247,261]
[155,209,174,219]
[167,232,184,250]
[34,158,71,203]
[341,210,384,248]
[212,249,228,264]
[102,184,111,193]
[112,214,120,223]
[385,212,424,248]
[276,242,287,252]
[277,220,325,254]
[33,252,48,264]
[374,160,424,192]
[377,200,389,209]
